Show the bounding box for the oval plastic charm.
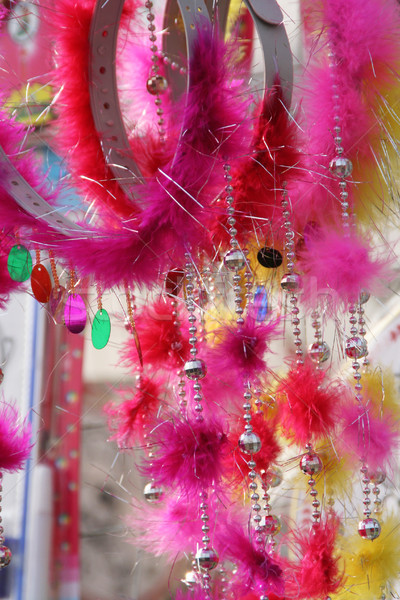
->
[64,293,87,334]
[91,309,111,349]
[49,286,67,324]
[7,245,32,282]
[31,264,52,303]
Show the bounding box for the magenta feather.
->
[298,228,390,309]
[129,495,203,559]
[0,238,24,308]
[206,314,281,384]
[219,522,285,597]
[338,402,398,472]
[140,414,230,496]
[0,402,31,472]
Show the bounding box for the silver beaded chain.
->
[145,0,167,143]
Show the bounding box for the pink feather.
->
[0,237,25,308]
[298,228,390,310]
[104,376,163,448]
[140,414,230,496]
[218,522,285,597]
[0,402,31,472]
[206,314,281,384]
[277,360,342,445]
[338,402,398,472]
[288,516,344,599]
[129,495,203,559]
[120,298,190,370]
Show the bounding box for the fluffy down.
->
[290,516,344,599]
[140,415,229,496]
[338,402,398,472]
[207,314,281,384]
[0,402,31,472]
[120,298,190,370]
[219,522,285,597]
[104,377,163,447]
[298,229,389,310]
[277,360,341,445]
[128,495,202,560]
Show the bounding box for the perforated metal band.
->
[89,0,145,195]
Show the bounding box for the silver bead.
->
[224,249,246,271]
[239,431,261,454]
[359,289,370,304]
[368,468,386,485]
[146,75,168,95]
[182,570,198,588]
[143,482,164,503]
[300,452,323,475]
[358,517,381,540]
[280,272,302,293]
[308,341,330,364]
[329,156,353,178]
[263,514,281,536]
[0,545,11,568]
[195,547,219,570]
[345,336,368,359]
[184,359,207,380]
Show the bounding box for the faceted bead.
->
[165,269,184,297]
[300,452,323,475]
[91,309,111,349]
[49,286,67,324]
[368,468,386,485]
[30,264,52,303]
[253,286,268,322]
[280,272,302,293]
[345,336,368,359]
[195,547,219,570]
[359,289,370,304]
[64,293,87,334]
[262,468,283,488]
[143,482,164,503]
[0,545,11,568]
[257,247,283,268]
[224,249,246,271]
[146,75,168,95]
[358,517,381,540]
[184,359,207,380]
[7,245,32,282]
[239,431,261,454]
[263,514,281,536]
[329,156,353,178]
[308,341,330,364]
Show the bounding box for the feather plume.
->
[206,314,281,384]
[298,229,390,310]
[289,516,344,599]
[128,495,202,559]
[211,86,301,249]
[120,298,190,370]
[104,376,163,447]
[277,360,342,445]
[0,402,31,472]
[140,414,230,496]
[338,402,398,472]
[219,522,285,597]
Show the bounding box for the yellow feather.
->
[333,515,400,600]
